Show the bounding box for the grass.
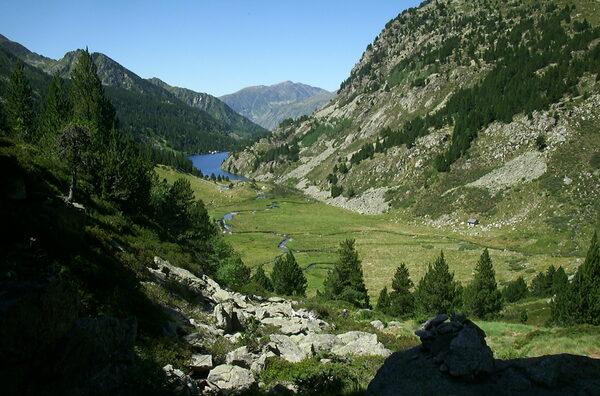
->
[156,167,586,300]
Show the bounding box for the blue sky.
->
[0,1,421,96]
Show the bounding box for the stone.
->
[332,331,391,357]
[214,302,244,333]
[367,314,600,395]
[189,354,213,377]
[207,364,256,395]
[163,364,200,395]
[422,313,448,330]
[226,346,256,369]
[370,320,385,331]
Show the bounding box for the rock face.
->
[207,364,256,395]
[367,314,600,395]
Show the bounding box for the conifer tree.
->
[6,62,34,140]
[415,251,460,315]
[217,257,251,290]
[376,286,390,313]
[552,266,568,294]
[463,249,503,319]
[40,73,71,142]
[57,123,92,201]
[389,263,415,317]
[322,239,370,308]
[253,266,273,292]
[271,251,307,296]
[70,49,116,145]
[502,276,528,303]
[553,232,600,325]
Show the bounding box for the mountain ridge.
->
[220,81,335,130]
[0,35,267,153]
[224,0,600,253]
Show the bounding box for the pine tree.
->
[6,62,34,140]
[389,263,415,317]
[552,266,568,294]
[376,286,391,313]
[502,276,528,303]
[415,251,460,315]
[271,251,307,296]
[40,73,72,142]
[57,123,92,201]
[553,232,600,325]
[463,249,503,319]
[322,239,370,308]
[99,135,152,212]
[217,257,251,290]
[70,49,116,145]
[253,266,273,292]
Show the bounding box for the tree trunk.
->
[68,170,77,202]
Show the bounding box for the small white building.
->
[467,218,479,227]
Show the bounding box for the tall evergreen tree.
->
[271,251,307,296]
[253,266,273,292]
[322,239,370,308]
[40,73,72,142]
[99,135,152,212]
[57,123,92,201]
[376,286,391,313]
[415,251,460,315]
[389,263,415,317]
[553,232,600,325]
[502,276,528,303]
[6,62,34,140]
[463,249,503,319]
[70,49,116,145]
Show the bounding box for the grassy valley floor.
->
[156,166,584,299]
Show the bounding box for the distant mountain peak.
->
[219,81,334,130]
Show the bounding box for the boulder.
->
[214,302,244,333]
[189,354,213,377]
[367,315,600,395]
[207,364,256,395]
[163,364,200,395]
[371,320,385,331]
[226,346,256,369]
[332,331,391,357]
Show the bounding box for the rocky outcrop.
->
[367,314,600,395]
[207,364,256,395]
[151,256,392,394]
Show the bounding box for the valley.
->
[156,165,583,300]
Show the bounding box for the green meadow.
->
[156,166,582,299]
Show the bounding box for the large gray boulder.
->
[207,364,256,395]
[268,331,390,363]
[189,354,213,377]
[367,315,600,395]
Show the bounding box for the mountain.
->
[225,0,600,250]
[220,81,335,130]
[0,35,266,154]
[148,77,265,139]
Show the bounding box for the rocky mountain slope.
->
[0,35,266,153]
[224,0,600,250]
[220,81,334,130]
